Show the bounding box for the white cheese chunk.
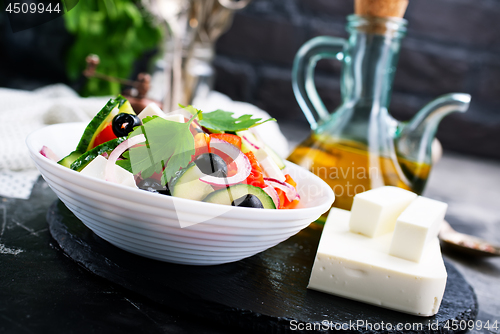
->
[138,103,185,123]
[138,103,167,120]
[389,196,448,262]
[254,148,286,182]
[162,114,185,123]
[349,186,417,237]
[80,156,137,188]
[308,208,447,317]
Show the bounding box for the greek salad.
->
[41,96,300,210]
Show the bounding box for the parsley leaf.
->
[199,110,275,132]
[116,151,132,173]
[125,113,198,186]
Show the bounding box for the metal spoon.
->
[439,220,500,257]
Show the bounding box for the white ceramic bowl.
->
[27,123,335,265]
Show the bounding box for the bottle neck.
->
[341,16,406,111]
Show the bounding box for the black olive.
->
[231,194,264,209]
[138,178,170,195]
[112,113,142,137]
[194,153,228,177]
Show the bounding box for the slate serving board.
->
[47,200,477,334]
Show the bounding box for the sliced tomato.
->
[244,151,266,188]
[275,188,297,209]
[283,199,300,209]
[209,133,241,149]
[275,188,286,209]
[92,123,117,148]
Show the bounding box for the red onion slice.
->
[263,185,280,209]
[105,134,146,183]
[199,138,251,186]
[40,146,59,162]
[264,177,298,202]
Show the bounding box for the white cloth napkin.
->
[0,85,288,199]
[0,84,109,199]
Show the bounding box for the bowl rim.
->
[27,122,335,220]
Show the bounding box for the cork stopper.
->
[355,0,408,18]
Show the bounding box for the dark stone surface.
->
[436,114,500,160]
[213,56,256,103]
[476,62,500,102]
[47,199,478,334]
[215,14,307,66]
[297,0,354,19]
[393,47,470,96]
[0,179,234,334]
[405,0,500,49]
[253,66,303,121]
[0,11,72,90]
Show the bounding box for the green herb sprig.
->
[199,110,275,132]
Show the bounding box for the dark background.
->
[1,0,499,159]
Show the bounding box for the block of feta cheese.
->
[163,114,185,123]
[389,196,448,262]
[349,186,417,237]
[138,103,185,123]
[253,148,286,182]
[308,208,447,316]
[138,103,167,121]
[80,155,137,188]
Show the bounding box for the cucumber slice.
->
[76,96,135,153]
[170,163,214,201]
[58,151,82,168]
[203,184,276,209]
[69,137,126,171]
[237,130,260,154]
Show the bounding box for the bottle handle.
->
[292,36,347,130]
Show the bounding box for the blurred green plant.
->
[64,0,163,96]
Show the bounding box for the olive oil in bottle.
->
[288,135,431,211]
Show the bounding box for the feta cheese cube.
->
[308,208,447,317]
[389,196,448,262]
[349,186,417,238]
[163,114,185,123]
[254,148,286,182]
[80,156,137,188]
[138,103,167,120]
